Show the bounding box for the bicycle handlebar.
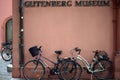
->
[92,50,99,53]
[92,50,102,56]
[74,47,81,54]
[38,46,42,51]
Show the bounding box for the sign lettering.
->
[24,0,110,7]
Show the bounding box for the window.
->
[6,19,12,43]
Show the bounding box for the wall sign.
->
[24,0,110,7]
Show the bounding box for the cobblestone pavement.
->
[0,52,12,80]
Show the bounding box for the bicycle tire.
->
[23,60,45,80]
[1,48,12,61]
[60,60,82,80]
[93,60,113,80]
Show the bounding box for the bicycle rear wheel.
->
[1,48,12,61]
[23,60,45,80]
[93,60,113,80]
[60,60,82,80]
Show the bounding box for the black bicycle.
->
[1,42,12,61]
[23,46,75,80]
[60,59,82,80]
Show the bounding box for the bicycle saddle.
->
[55,50,62,55]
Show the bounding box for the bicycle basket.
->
[29,46,39,57]
[97,51,109,60]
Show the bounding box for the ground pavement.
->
[0,53,21,80]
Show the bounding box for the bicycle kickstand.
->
[90,73,93,80]
[47,75,50,80]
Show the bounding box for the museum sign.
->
[24,0,110,7]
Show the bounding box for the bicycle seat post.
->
[55,50,62,61]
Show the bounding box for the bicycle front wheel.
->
[60,61,82,80]
[93,60,113,80]
[1,48,12,61]
[23,60,45,80]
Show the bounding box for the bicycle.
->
[23,46,74,80]
[60,58,82,80]
[1,42,12,61]
[60,47,113,80]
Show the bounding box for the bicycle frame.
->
[35,51,59,71]
[76,54,105,73]
[39,55,56,69]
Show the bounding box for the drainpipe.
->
[19,0,24,66]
